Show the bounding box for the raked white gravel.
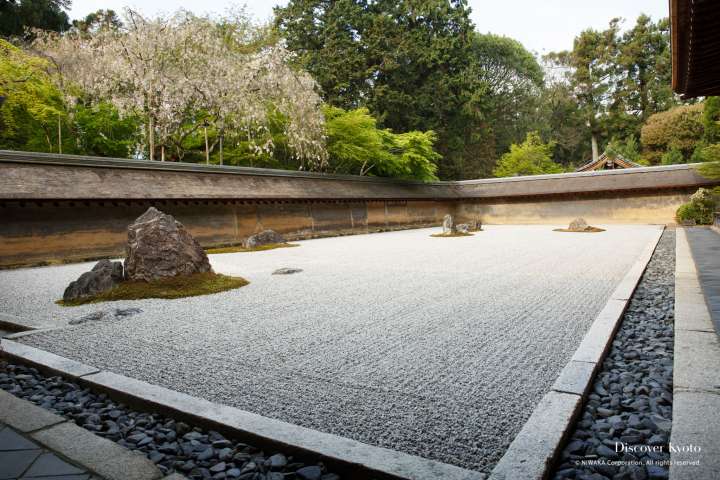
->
[2,225,662,472]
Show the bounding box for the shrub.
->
[676,187,717,224]
[676,203,701,224]
[641,103,704,164]
[661,147,685,165]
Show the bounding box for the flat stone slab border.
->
[489,226,665,480]
[670,228,720,479]
[0,340,485,480]
[0,389,167,480]
[0,313,48,335]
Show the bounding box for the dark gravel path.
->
[0,360,340,480]
[552,230,675,480]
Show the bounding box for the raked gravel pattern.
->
[2,225,662,473]
[552,230,675,480]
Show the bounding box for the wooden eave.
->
[671,0,720,98]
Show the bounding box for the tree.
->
[546,21,620,163]
[73,102,139,157]
[324,106,438,181]
[34,9,327,168]
[0,39,65,151]
[613,16,673,126]
[0,0,71,38]
[640,103,704,164]
[275,0,480,179]
[493,132,563,177]
[606,135,642,164]
[466,33,544,175]
[702,96,720,144]
[532,78,591,169]
[71,9,122,34]
[546,15,674,165]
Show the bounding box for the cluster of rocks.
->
[0,361,339,480]
[552,230,675,480]
[565,218,602,233]
[244,230,285,249]
[63,207,213,302]
[441,214,482,234]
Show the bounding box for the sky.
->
[69,0,669,55]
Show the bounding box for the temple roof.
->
[575,153,641,173]
[671,0,720,98]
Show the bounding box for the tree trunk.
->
[591,134,599,162]
[204,126,210,165]
[161,145,165,162]
[57,117,62,154]
[149,117,155,161]
[639,66,649,121]
[219,134,223,165]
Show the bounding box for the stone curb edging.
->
[0,341,486,480]
[0,312,47,334]
[670,228,720,479]
[0,389,175,480]
[488,226,665,480]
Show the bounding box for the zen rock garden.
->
[61,208,299,305]
[2,223,672,477]
[1,2,718,478]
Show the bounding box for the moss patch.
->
[553,227,606,233]
[206,243,300,254]
[57,272,249,306]
[430,231,474,238]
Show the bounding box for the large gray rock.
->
[124,207,212,282]
[63,259,124,302]
[244,230,285,249]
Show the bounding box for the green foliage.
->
[533,81,591,169]
[641,103,704,164]
[324,106,439,181]
[275,0,483,180]
[606,136,642,163]
[698,162,720,180]
[0,39,65,151]
[467,32,545,176]
[675,203,702,225]
[697,145,720,180]
[0,0,71,38]
[71,9,122,34]
[660,147,685,165]
[676,188,716,225]
[73,102,140,158]
[691,143,720,163]
[0,40,140,157]
[703,97,720,144]
[545,16,673,163]
[614,16,673,124]
[493,132,563,177]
